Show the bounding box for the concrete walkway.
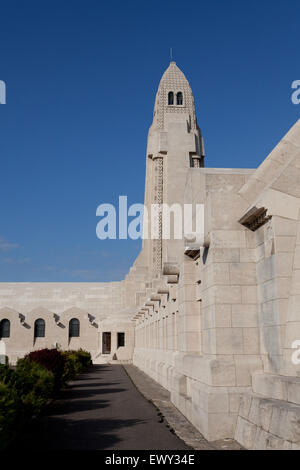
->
[124,365,242,451]
[13,365,190,450]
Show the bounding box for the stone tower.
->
[143,62,205,276]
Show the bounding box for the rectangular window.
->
[117,332,125,348]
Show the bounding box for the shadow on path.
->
[10,365,189,450]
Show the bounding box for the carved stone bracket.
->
[239,206,272,232]
[163,262,179,275]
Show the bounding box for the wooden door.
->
[102,332,111,354]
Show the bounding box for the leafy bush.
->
[62,352,81,381]
[14,358,55,414]
[23,348,91,386]
[0,359,54,450]
[0,382,20,451]
[0,348,92,449]
[75,349,92,369]
[0,363,15,385]
[25,348,65,390]
[62,349,92,382]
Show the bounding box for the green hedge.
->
[0,383,21,450]
[62,349,92,382]
[0,360,54,450]
[0,348,92,450]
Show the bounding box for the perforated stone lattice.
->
[153,62,197,131]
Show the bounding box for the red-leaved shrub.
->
[25,349,65,390]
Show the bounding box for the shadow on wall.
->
[258,255,282,373]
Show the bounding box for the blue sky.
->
[0,0,299,281]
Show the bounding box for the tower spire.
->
[143,62,205,275]
[152,62,198,133]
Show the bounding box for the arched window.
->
[176,92,183,105]
[69,318,80,338]
[0,319,10,338]
[168,91,174,105]
[34,318,45,338]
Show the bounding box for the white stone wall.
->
[133,168,263,440]
[0,282,137,364]
[133,63,300,447]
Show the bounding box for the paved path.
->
[14,365,190,450]
[124,365,242,451]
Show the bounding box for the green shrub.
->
[75,349,92,369]
[0,364,15,385]
[25,348,65,390]
[0,359,55,449]
[0,382,20,451]
[62,349,92,382]
[62,352,81,381]
[14,358,55,414]
[0,349,91,449]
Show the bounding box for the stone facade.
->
[1,62,300,449]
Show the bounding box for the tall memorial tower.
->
[143,62,205,276]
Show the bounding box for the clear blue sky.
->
[0,0,299,281]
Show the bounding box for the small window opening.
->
[168,91,174,105]
[0,319,10,338]
[34,318,45,338]
[69,318,80,338]
[176,92,183,105]
[117,332,125,348]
